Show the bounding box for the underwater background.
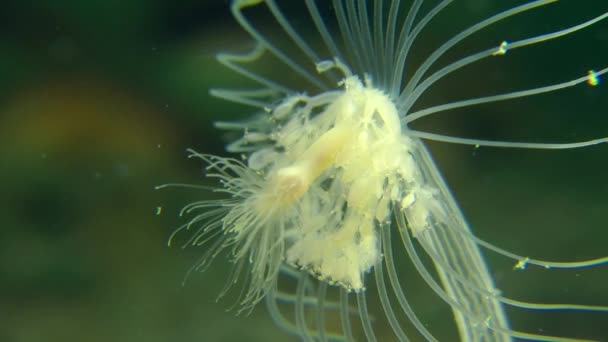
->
[1,1,607,341]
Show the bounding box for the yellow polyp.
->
[297,125,352,182]
[257,125,353,210]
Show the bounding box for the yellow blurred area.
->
[0,78,178,159]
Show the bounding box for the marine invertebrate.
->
[165,1,608,340]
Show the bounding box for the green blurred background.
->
[1,1,606,342]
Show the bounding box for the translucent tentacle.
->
[340,288,355,342]
[305,0,344,63]
[215,43,292,94]
[356,291,377,342]
[232,0,328,90]
[418,228,608,313]
[443,221,608,270]
[407,130,608,150]
[390,0,453,98]
[382,227,438,341]
[404,67,608,124]
[399,0,558,105]
[400,9,608,113]
[332,0,364,73]
[374,258,409,341]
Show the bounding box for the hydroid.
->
[165,1,608,340]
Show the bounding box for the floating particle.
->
[513,257,530,270]
[587,70,600,86]
[492,40,509,56]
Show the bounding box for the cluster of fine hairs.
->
[160,1,608,341]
